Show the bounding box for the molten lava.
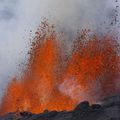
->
[0,21,120,115]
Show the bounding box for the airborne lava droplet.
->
[0,21,120,115]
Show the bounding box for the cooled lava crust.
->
[1,95,120,120]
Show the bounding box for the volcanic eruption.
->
[0,19,119,116]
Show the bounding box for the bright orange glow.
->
[0,21,120,115]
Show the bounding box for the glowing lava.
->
[0,21,120,115]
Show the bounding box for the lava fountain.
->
[0,21,120,115]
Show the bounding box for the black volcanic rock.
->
[1,95,120,120]
[74,101,90,111]
[91,104,102,110]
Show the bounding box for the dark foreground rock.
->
[1,95,120,120]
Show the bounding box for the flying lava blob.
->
[0,21,120,115]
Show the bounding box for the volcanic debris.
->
[1,95,120,120]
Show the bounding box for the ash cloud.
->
[47,0,116,32]
[0,0,17,21]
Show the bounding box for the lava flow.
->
[0,21,120,115]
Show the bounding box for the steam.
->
[0,0,119,99]
[59,77,101,103]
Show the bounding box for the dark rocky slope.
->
[1,95,120,120]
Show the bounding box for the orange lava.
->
[0,21,120,115]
